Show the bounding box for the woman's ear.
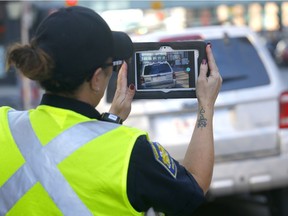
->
[89,67,103,91]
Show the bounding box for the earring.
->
[89,81,100,94]
[93,87,100,94]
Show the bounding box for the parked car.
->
[140,61,176,88]
[100,25,288,215]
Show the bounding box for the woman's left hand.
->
[109,62,135,121]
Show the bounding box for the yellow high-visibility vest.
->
[0,105,146,216]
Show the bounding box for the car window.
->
[144,65,153,75]
[211,36,270,91]
[106,36,271,103]
[158,63,172,73]
[144,63,171,75]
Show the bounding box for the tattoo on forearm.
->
[197,107,207,128]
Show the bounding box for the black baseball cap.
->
[34,6,133,81]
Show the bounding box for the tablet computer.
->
[128,41,207,99]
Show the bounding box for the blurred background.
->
[1,1,288,216]
[0,0,287,109]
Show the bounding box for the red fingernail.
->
[202,59,207,65]
[207,42,212,48]
[129,84,135,90]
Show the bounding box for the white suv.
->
[101,25,288,215]
[140,61,176,88]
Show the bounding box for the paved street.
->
[193,194,270,216]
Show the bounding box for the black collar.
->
[40,94,101,119]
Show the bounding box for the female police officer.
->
[0,5,222,216]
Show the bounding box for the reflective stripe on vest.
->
[0,110,120,215]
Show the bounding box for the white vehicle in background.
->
[99,25,288,215]
[140,61,176,88]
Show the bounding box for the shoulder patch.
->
[149,142,177,178]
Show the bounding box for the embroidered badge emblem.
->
[150,142,177,178]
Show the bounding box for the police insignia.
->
[150,142,177,178]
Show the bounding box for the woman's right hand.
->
[183,44,222,193]
[109,62,135,121]
[196,44,222,109]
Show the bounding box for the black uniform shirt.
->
[40,94,206,215]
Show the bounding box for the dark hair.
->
[7,40,86,94]
[7,40,53,81]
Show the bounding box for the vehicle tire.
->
[267,187,288,216]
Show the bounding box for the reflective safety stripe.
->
[0,110,119,216]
